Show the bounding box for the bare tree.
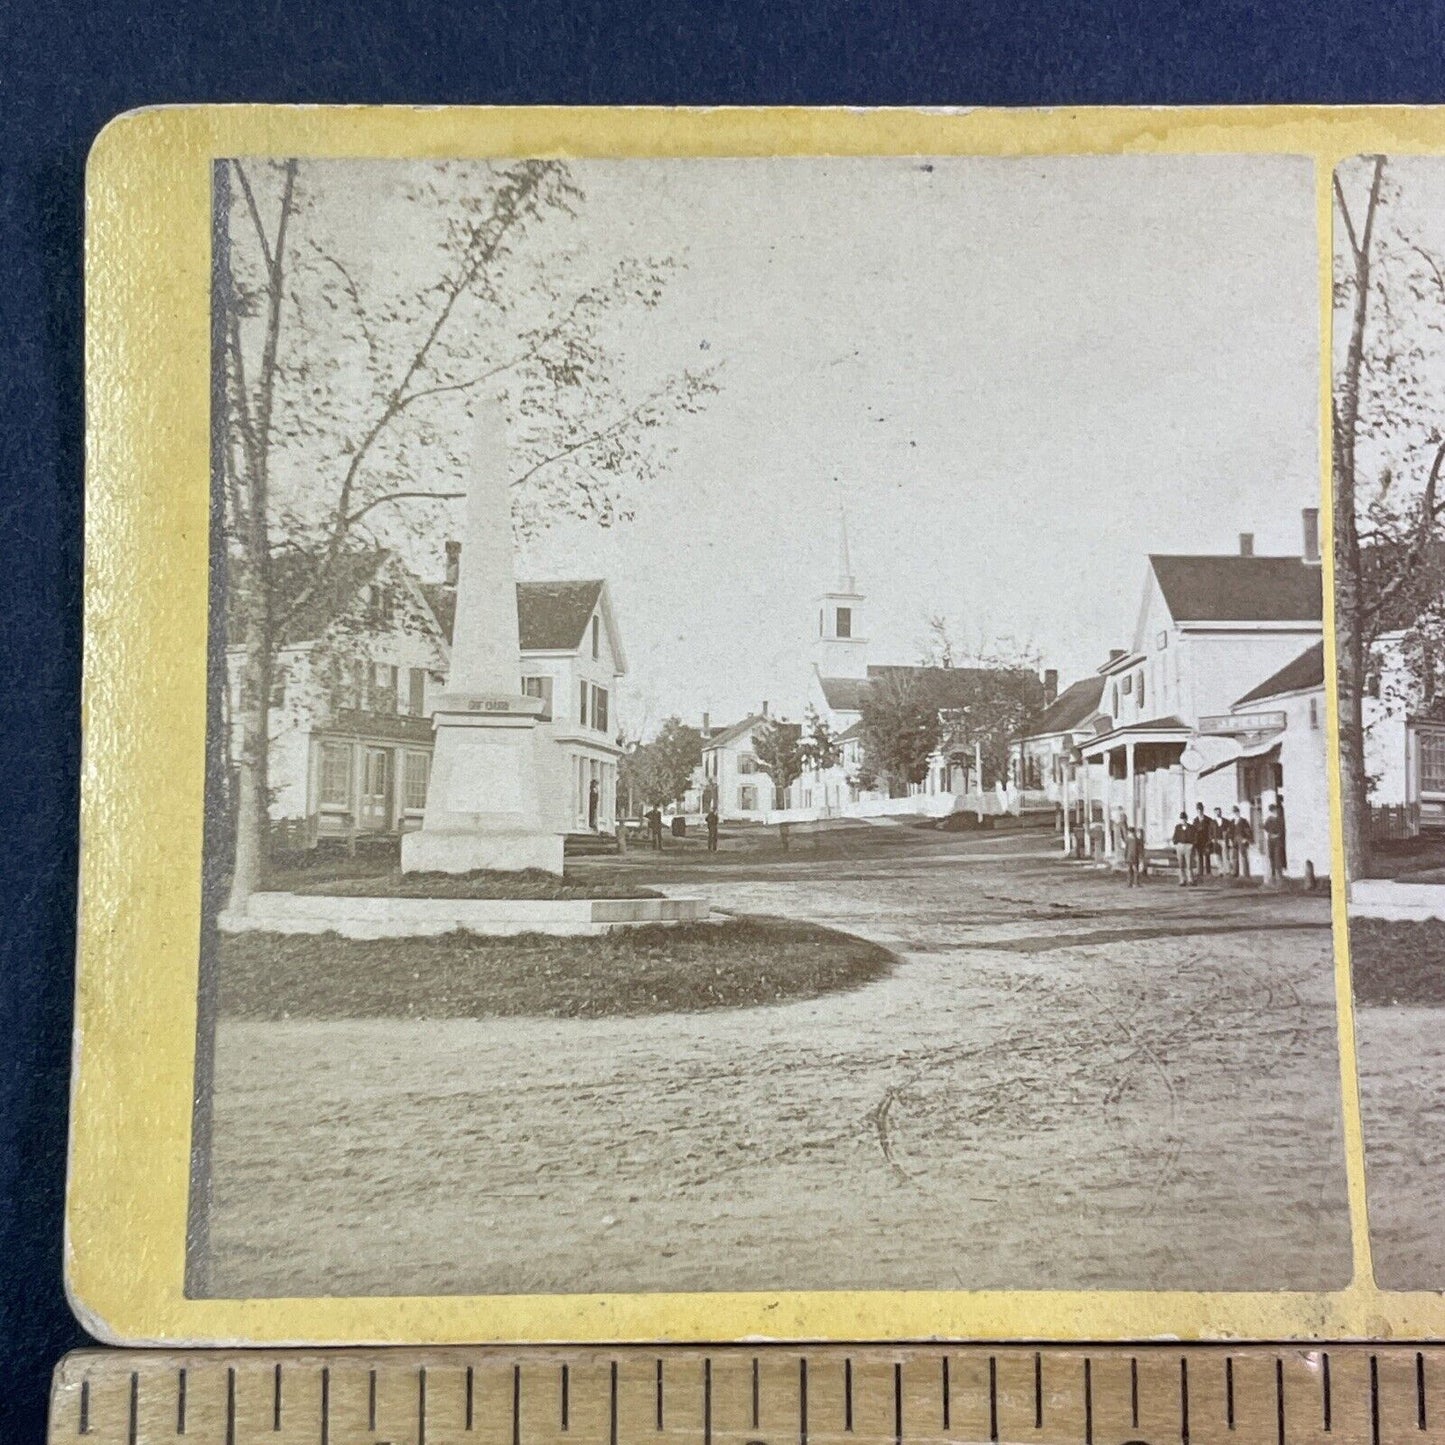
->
[218,159,716,903]
[1334,155,1445,875]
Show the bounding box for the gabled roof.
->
[420,578,606,654]
[1148,554,1323,625]
[1018,675,1107,740]
[702,714,769,750]
[818,663,1046,714]
[268,548,390,647]
[1233,641,1325,707]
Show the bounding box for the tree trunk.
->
[1333,157,1386,881]
[226,640,270,909]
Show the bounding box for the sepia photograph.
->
[189,152,1350,1300]
[1334,153,1445,1291]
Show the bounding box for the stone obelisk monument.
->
[401,394,564,875]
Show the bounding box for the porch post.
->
[1125,739,1136,832]
[1061,759,1072,856]
[1081,754,1092,856]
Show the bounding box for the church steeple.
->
[813,501,868,680]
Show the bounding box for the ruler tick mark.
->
[1419,1351,1429,1431]
[419,1366,428,1445]
[1035,1351,1044,1430]
[894,1361,903,1445]
[178,1367,188,1436]
[561,1362,569,1431]
[1323,1352,1333,1432]
[1084,1358,1094,1445]
[274,1360,282,1432]
[1371,1355,1381,1445]
[704,1358,712,1445]
[942,1355,951,1432]
[1180,1356,1191,1445]
[225,1366,235,1445]
[129,1371,139,1445]
[844,1357,853,1433]
[512,1364,521,1445]
[1276,1357,1286,1445]
[368,1368,377,1433]
[610,1361,619,1445]
[1227,1357,1236,1430]
[465,1365,474,1432]
[320,1366,330,1445]
[78,1378,89,1436]
[657,1358,664,1432]
[989,1356,999,1443]
[800,1356,809,1445]
[751,1357,759,1432]
[1132,1357,1140,1429]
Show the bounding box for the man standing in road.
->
[1173,812,1194,885]
[1264,803,1286,884]
[706,806,720,853]
[1192,802,1213,879]
[646,804,664,851]
[1231,804,1253,878]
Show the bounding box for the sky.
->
[266,154,1321,736]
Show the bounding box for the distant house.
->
[699,709,799,821]
[1008,674,1107,804]
[228,547,626,849]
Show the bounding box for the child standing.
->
[1126,826,1146,887]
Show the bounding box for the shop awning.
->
[1195,730,1284,778]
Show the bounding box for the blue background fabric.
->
[4,0,1444,1437]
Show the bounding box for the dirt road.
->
[200,840,1351,1296]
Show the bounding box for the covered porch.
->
[1078,718,1194,854]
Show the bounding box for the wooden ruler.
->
[49,1346,1445,1445]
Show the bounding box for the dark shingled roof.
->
[1019,675,1107,740]
[1149,555,1322,623]
[702,714,802,751]
[819,664,1046,713]
[268,549,390,646]
[1234,641,1325,707]
[421,578,604,652]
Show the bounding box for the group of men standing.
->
[1165,799,1288,886]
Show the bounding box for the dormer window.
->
[836,607,852,639]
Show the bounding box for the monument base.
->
[402,698,564,875]
[400,826,564,876]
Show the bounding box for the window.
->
[1111,683,1119,716]
[403,751,430,812]
[737,752,757,775]
[836,606,852,639]
[1157,630,1169,649]
[367,584,395,625]
[594,685,609,735]
[318,742,351,809]
[1137,670,1146,712]
[523,674,554,721]
[579,679,590,728]
[374,662,399,713]
[1122,675,1132,695]
[353,659,369,711]
[1308,696,1320,730]
[407,667,427,717]
[738,785,757,811]
[591,615,600,660]
[1422,731,1445,793]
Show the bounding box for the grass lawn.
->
[288,867,659,900]
[218,916,896,1021]
[1361,834,1445,881]
[1351,918,1445,1007]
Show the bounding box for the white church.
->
[699,511,1049,822]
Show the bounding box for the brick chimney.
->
[701,711,711,738]
[1043,668,1058,703]
[761,700,769,718]
[1108,648,1125,662]
[444,539,461,586]
[1239,533,1255,558]
[1302,507,1321,563]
